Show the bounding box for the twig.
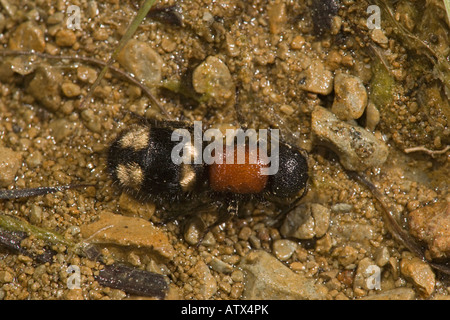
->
[404,145,450,157]
[95,263,168,299]
[0,228,55,263]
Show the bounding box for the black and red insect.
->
[106,120,309,229]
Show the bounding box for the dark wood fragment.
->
[0,228,55,263]
[95,263,169,299]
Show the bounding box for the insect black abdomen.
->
[108,125,204,200]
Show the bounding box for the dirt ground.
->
[0,0,449,300]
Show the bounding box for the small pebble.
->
[230,270,244,282]
[87,1,99,19]
[29,204,42,224]
[337,246,358,267]
[408,202,449,259]
[370,29,389,46]
[117,39,163,87]
[9,56,37,76]
[183,217,211,246]
[192,56,235,106]
[26,151,43,168]
[267,0,287,35]
[49,118,75,142]
[290,262,305,272]
[65,289,84,300]
[192,261,217,299]
[400,255,435,297]
[353,257,376,291]
[203,253,233,274]
[93,27,109,41]
[298,60,334,95]
[9,21,45,52]
[61,82,81,98]
[331,203,352,213]
[81,109,102,133]
[291,35,305,50]
[55,29,77,47]
[331,73,368,121]
[365,102,380,131]
[230,282,244,299]
[27,66,63,112]
[0,271,14,283]
[315,234,333,253]
[77,66,98,84]
[47,12,64,24]
[273,239,297,261]
[248,235,261,249]
[374,247,390,267]
[0,146,22,187]
[280,104,295,115]
[280,203,330,240]
[161,37,177,52]
[238,226,252,241]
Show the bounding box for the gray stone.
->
[117,39,163,87]
[239,250,328,299]
[280,203,330,239]
[192,56,235,106]
[311,106,388,171]
[27,66,63,112]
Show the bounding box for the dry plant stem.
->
[0,214,75,249]
[404,145,450,157]
[0,49,171,119]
